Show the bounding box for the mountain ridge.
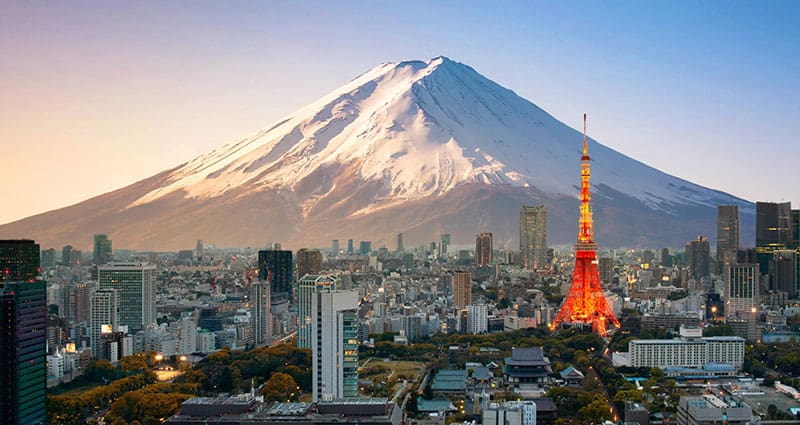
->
[0,56,754,250]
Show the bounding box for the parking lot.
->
[735,387,800,417]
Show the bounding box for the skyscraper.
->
[90,289,119,359]
[97,262,156,331]
[685,236,711,280]
[311,288,359,401]
[250,280,271,346]
[771,250,797,298]
[792,209,800,249]
[331,240,339,257]
[757,201,792,247]
[297,274,340,349]
[452,271,472,309]
[716,206,739,274]
[347,239,354,255]
[61,245,72,267]
[93,234,112,265]
[0,240,47,425]
[258,250,293,301]
[726,264,758,317]
[296,248,323,280]
[396,233,404,253]
[40,248,56,269]
[475,232,493,268]
[725,264,760,342]
[358,241,371,255]
[756,201,792,275]
[65,282,91,324]
[440,234,451,258]
[520,205,547,270]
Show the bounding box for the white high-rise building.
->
[97,262,156,331]
[250,280,272,346]
[178,312,197,355]
[90,288,118,358]
[297,274,340,349]
[466,304,488,334]
[311,289,359,402]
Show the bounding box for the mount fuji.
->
[1,57,753,250]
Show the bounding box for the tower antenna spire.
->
[583,113,588,157]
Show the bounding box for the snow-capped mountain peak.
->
[1,56,753,250]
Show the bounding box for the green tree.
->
[579,398,612,424]
[261,372,299,402]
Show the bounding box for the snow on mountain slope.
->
[129,56,744,217]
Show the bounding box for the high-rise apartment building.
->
[598,257,614,286]
[178,312,197,355]
[466,304,488,334]
[65,282,91,324]
[717,206,739,273]
[97,262,156,331]
[296,248,323,280]
[310,289,359,401]
[756,201,792,275]
[475,232,493,268]
[519,205,547,270]
[685,236,710,280]
[93,234,112,265]
[195,240,204,259]
[452,271,472,309]
[0,240,47,425]
[297,274,340,349]
[258,250,293,301]
[90,289,119,359]
[250,280,271,346]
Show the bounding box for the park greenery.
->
[45,318,800,425]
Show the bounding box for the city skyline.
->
[2,1,799,225]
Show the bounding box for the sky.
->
[1,1,799,225]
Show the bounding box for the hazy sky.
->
[2,1,798,225]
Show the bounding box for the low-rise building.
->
[629,336,744,370]
[166,397,401,425]
[676,394,752,425]
[503,347,552,386]
[483,400,537,425]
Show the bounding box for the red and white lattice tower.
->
[551,114,620,337]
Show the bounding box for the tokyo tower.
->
[551,114,620,337]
